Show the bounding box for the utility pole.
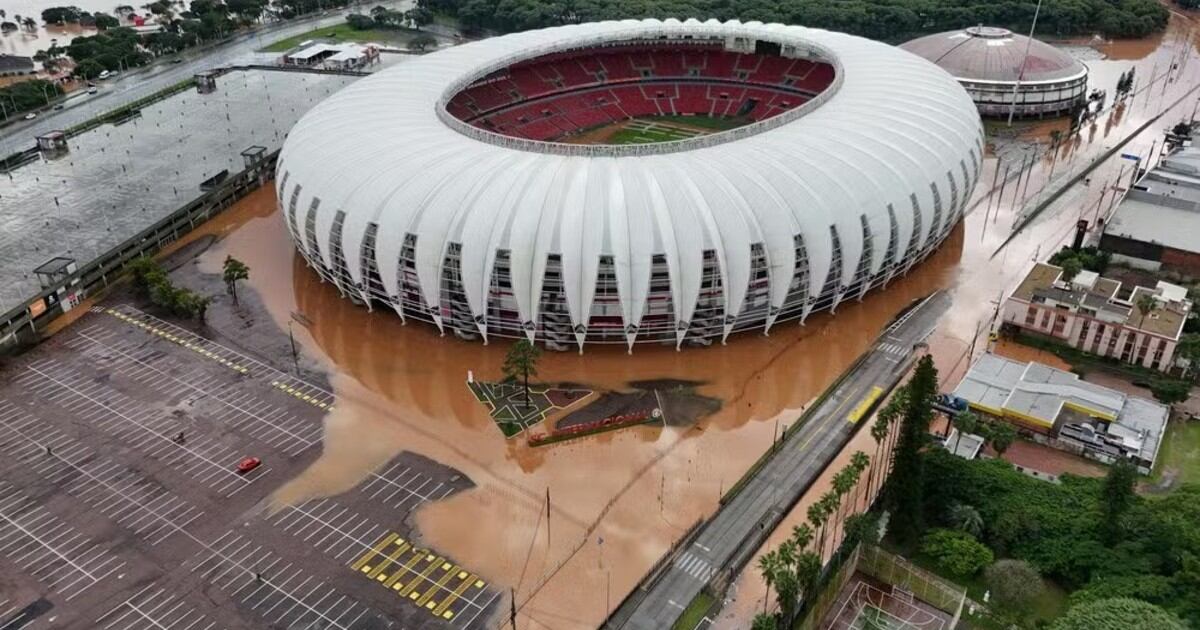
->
[545,487,551,546]
[510,588,517,629]
[1008,0,1044,126]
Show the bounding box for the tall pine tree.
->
[886,354,938,548]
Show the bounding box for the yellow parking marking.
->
[443,611,454,620]
[398,556,442,598]
[382,542,414,588]
[393,553,434,597]
[433,573,477,617]
[367,539,411,580]
[474,579,485,588]
[416,565,458,607]
[351,533,398,571]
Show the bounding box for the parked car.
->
[171,57,183,64]
[23,112,36,120]
[87,87,98,94]
[236,456,261,473]
[53,104,64,110]
[98,70,110,79]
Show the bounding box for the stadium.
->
[277,19,983,351]
[900,26,1089,119]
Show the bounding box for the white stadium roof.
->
[277,19,983,349]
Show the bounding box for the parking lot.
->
[0,303,499,629]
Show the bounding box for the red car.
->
[236,457,261,474]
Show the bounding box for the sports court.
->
[0,303,500,629]
[824,577,954,630]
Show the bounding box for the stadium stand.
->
[446,43,835,141]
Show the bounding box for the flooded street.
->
[67,10,1200,629]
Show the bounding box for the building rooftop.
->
[1012,262,1189,339]
[0,54,35,73]
[954,353,1168,466]
[899,26,1087,84]
[1104,145,1200,255]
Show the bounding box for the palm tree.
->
[949,410,978,455]
[806,501,825,560]
[1135,293,1158,327]
[501,339,541,409]
[831,467,855,546]
[949,503,984,537]
[756,550,781,615]
[869,412,890,504]
[849,451,870,511]
[789,524,814,555]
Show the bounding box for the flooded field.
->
[0,69,353,313]
[14,9,1200,629]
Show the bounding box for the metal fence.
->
[795,545,862,630]
[0,149,278,355]
[856,545,966,625]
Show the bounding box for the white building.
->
[955,354,1168,473]
[277,19,983,350]
[282,43,379,70]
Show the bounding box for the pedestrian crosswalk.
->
[675,551,716,583]
[877,341,908,356]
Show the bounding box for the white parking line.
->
[16,363,265,496]
[96,585,216,630]
[189,531,371,630]
[358,461,456,512]
[0,401,203,546]
[68,331,320,456]
[0,482,124,601]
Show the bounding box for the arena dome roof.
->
[277,19,983,350]
[900,26,1087,84]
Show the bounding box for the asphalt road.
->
[0,0,421,151]
[613,290,951,630]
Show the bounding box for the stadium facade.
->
[277,19,983,351]
[900,26,1089,119]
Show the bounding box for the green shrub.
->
[920,528,994,577]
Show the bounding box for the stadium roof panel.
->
[278,19,983,348]
[899,26,1087,85]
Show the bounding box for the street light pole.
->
[1008,0,1044,126]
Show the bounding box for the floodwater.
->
[0,0,124,57]
[131,11,1200,629]
[0,69,353,313]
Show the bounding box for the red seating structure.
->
[446,43,835,142]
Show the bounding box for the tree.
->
[42,6,83,24]
[751,613,777,630]
[756,550,781,615]
[1135,293,1158,326]
[222,255,250,306]
[345,12,374,29]
[985,559,1044,620]
[406,5,433,28]
[949,410,977,455]
[1050,597,1186,630]
[1150,379,1191,404]
[948,502,983,537]
[408,33,437,51]
[920,529,993,577]
[868,410,891,505]
[849,450,870,511]
[502,339,540,409]
[94,11,120,28]
[1100,459,1137,543]
[887,355,938,548]
[1060,256,1083,284]
[986,421,1016,455]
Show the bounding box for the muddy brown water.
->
[123,11,1200,628]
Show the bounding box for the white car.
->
[98,70,110,79]
[87,86,98,94]
[23,112,36,120]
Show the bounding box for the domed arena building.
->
[900,25,1088,118]
[276,19,983,351]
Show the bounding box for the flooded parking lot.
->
[0,69,354,314]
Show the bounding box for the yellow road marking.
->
[382,542,414,588]
[351,533,398,571]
